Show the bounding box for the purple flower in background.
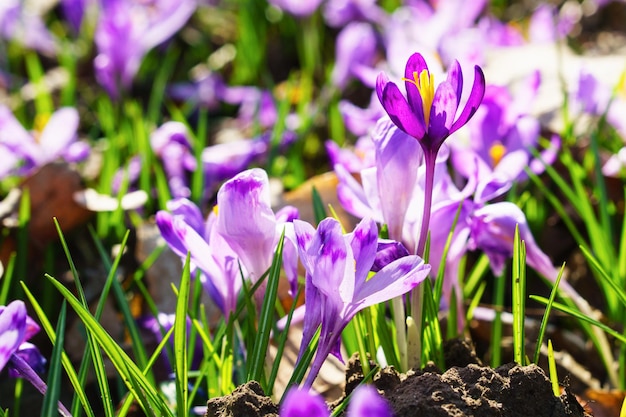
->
[268,0,324,18]
[376,52,485,158]
[280,385,391,417]
[215,169,299,297]
[294,217,430,387]
[61,0,95,33]
[332,22,378,89]
[0,300,45,376]
[150,121,197,198]
[156,198,243,317]
[94,0,196,99]
[0,0,57,55]
[451,71,559,202]
[0,106,88,177]
[322,0,386,27]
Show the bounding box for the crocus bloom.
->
[294,217,430,387]
[0,0,57,55]
[150,121,197,199]
[376,52,485,158]
[0,106,88,176]
[156,198,243,317]
[215,168,299,296]
[267,0,324,17]
[94,0,196,99]
[280,385,392,417]
[332,22,378,89]
[0,300,45,376]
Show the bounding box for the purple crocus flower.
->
[156,198,243,317]
[0,106,88,177]
[0,300,45,375]
[376,52,485,159]
[322,0,386,27]
[332,22,378,89]
[376,52,485,256]
[280,385,392,417]
[94,0,196,99]
[451,72,560,202]
[0,0,57,55]
[150,121,197,199]
[215,168,300,299]
[293,217,430,387]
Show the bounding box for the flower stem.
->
[9,354,73,417]
[408,148,437,369]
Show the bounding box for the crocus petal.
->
[380,82,426,140]
[347,385,392,417]
[312,219,352,303]
[352,256,430,312]
[372,239,410,272]
[349,218,379,287]
[166,198,205,236]
[280,387,329,417]
[335,164,378,220]
[216,168,276,281]
[449,65,486,135]
[372,120,420,240]
[0,301,27,372]
[427,81,457,146]
[403,53,428,123]
[39,107,79,164]
[155,211,189,259]
[446,60,464,105]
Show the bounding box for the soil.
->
[204,339,590,417]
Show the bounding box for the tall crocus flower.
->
[293,217,430,387]
[215,168,299,298]
[376,52,485,254]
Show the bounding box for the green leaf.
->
[174,254,191,416]
[41,302,66,417]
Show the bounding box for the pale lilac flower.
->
[94,0,196,99]
[0,300,45,376]
[0,106,88,176]
[156,198,242,317]
[603,147,626,177]
[0,0,57,55]
[332,22,378,89]
[322,0,386,27]
[451,72,559,202]
[215,169,299,297]
[294,217,430,387]
[325,135,375,173]
[528,4,576,44]
[268,0,324,17]
[150,121,197,198]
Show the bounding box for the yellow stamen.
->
[33,113,50,143]
[489,142,506,167]
[403,69,435,125]
[213,205,219,217]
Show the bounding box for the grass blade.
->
[40,302,66,417]
[174,254,191,416]
[533,263,566,364]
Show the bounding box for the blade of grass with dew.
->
[21,283,95,417]
[44,273,173,417]
[533,263,566,364]
[547,340,560,397]
[173,254,191,416]
[247,232,285,390]
[531,295,626,344]
[54,219,116,416]
[40,302,66,417]
[512,225,527,365]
